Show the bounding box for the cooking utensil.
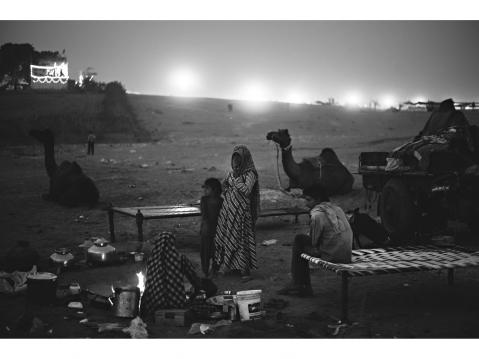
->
[87,237,116,264]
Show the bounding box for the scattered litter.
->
[138,156,143,160]
[78,215,85,220]
[122,317,148,339]
[79,318,89,324]
[129,149,136,153]
[30,317,45,334]
[328,321,348,336]
[98,322,125,333]
[188,320,232,335]
[128,184,136,188]
[100,158,119,165]
[286,323,294,328]
[181,168,194,173]
[137,197,144,200]
[77,311,84,315]
[166,161,175,166]
[68,302,83,310]
[207,166,217,172]
[261,239,278,246]
[140,164,149,168]
[403,283,410,287]
[200,324,213,335]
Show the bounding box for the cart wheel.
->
[379,179,417,240]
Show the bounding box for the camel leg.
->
[108,204,116,243]
[136,210,144,242]
[341,272,350,323]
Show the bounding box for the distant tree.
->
[0,43,35,90]
[104,81,127,98]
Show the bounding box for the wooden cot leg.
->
[108,203,115,243]
[341,272,350,323]
[447,268,454,286]
[294,214,299,224]
[136,209,144,242]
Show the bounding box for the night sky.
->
[1,20,479,104]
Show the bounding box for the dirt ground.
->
[1,98,479,338]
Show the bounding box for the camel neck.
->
[44,141,58,177]
[281,146,301,181]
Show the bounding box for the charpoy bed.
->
[301,245,479,321]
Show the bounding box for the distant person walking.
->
[213,145,260,281]
[87,131,96,155]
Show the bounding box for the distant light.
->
[379,94,397,109]
[168,67,199,96]
[344,92,363,107]
[30,62,69,84]
[238,81,270,102]
[285,91,308,104]
[412,96,427,103]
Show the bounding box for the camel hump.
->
[302,152,354,195]
[71,161,83,173]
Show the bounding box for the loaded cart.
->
[358,151,479,241]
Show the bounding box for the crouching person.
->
[278,186,353,297]
[140,232,202,318]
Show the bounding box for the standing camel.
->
[29,128,99,207]
[266,129,354,195]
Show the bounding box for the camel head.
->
[266,129,291,149]
[29,128,55,144]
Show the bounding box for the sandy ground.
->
[1,99,479,338]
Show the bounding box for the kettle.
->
[50,248,74,268]
[87,237,116,264]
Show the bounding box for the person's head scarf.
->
[231,144,260,223]
[140,232,195,316]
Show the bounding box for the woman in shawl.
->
[140,232,201,318]
[213,145,260,280]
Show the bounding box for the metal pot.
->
[112,286,140,318]
[87,237,116,264]
[49,248,74,268]
[27,272,58,305]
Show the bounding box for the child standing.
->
[200,178,223,277]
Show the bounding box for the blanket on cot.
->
[301,245,479,277]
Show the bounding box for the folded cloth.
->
[0,266,36,294]
[122,316,148,338]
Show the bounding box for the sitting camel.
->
[266,129,354,195]
[29,129,99,207]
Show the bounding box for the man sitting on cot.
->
[278,186,353,297]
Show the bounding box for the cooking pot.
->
[27,272,58,305]
[50,248,74,268]
[111,286,140,318]
[87,237,116,264]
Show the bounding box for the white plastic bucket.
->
[236,289,263,321]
